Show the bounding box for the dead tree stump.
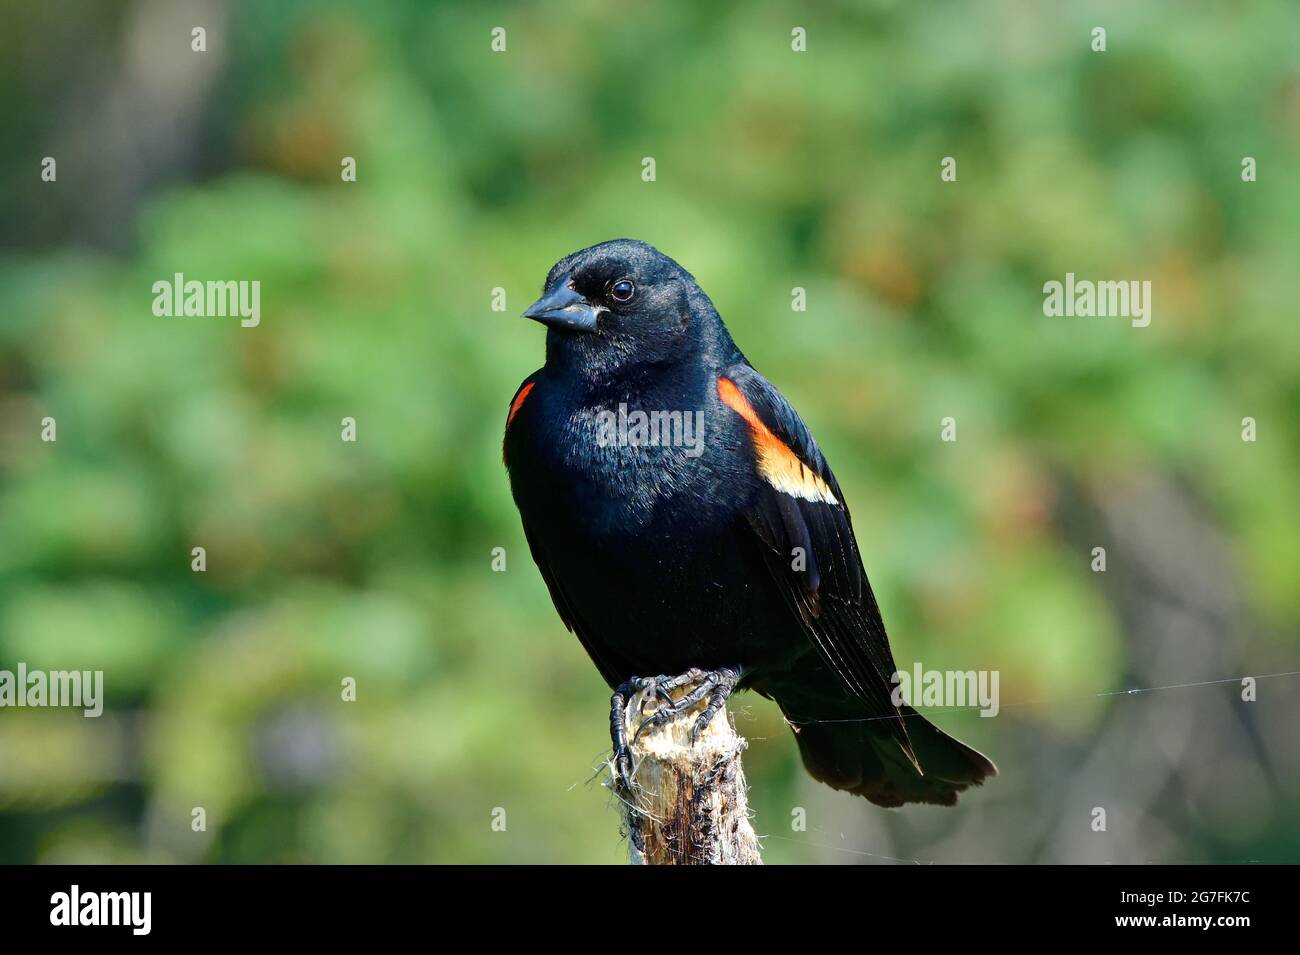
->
[610,680,763,865]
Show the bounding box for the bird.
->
[503,238,995,807]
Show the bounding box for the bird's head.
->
[523,239,717,383]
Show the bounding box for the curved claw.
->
[626,676,682,715]
[689,711,713,742]
[613,747,637,791]
[631,700,683,744]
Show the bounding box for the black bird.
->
[504,239,995,807]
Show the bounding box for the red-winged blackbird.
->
[504,239,995,807]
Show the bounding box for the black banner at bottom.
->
[0,863,1280,940]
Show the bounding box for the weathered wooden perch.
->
[610,680,763,865]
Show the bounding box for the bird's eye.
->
[608,279,636,303]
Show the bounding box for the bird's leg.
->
[630,666,741,743]
[609,677,645,790]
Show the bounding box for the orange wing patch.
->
[717,377,838,505]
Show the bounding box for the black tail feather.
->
[787,706,995,807]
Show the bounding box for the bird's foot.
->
[630,667,741,745]
[609,668,741,789]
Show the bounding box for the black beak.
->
[522,276,600,332]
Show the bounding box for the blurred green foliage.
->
[0,0,1297,863]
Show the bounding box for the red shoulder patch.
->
[503,381,537,465]
[507,381,536,429]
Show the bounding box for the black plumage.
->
[504,239,995,807]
